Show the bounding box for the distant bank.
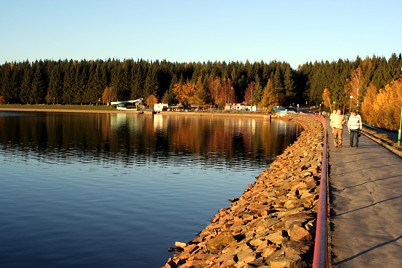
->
[0,104,278,119]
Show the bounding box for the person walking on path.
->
[331,109,346,147]
[329,125,402,267]
[347,110,362,147]
[330,110,337,134]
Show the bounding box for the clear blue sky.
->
[1,0,401,69]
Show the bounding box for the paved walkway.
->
[328,125,402,267]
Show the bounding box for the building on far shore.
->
[153,103,168,113]
[224,103,257,112]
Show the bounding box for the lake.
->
[0,111,301,267]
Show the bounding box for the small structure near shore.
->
[154,103,168,113]
[111,98,143,110]
[224,103,257,112]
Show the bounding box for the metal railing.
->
[312,115,329,268]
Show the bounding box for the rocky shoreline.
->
[164,115,324,268]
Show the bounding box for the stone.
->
[207,233,236,251]
[267,230,287,245]
[163,116,324,267]
[288,224,312,241]
[249,237,264,248]
[270,255,307,268]
[261,244,278,258]
[175,241,187,248]
[235,243,256,263]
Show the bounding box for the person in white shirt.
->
[347,110,362,148]
[331,109,346,147]
[329,110,337,134]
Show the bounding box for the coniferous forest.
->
[1,53,401,130]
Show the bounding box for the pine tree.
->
[20,67,32,104]
[110,63,121,99]
[8,63,24,103]
[31,62,46,104]
[260,78,278,111]
[272,68,285,105]
[74,63,88,104]
[62,62,75,104]
[143,66,159,99]
[119,60,132,100]
[130,64,143,99]
[251,78,263,106]
[284,65,296,105]
[47,64,63,104]
[195,75,207,105]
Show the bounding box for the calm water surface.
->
[0,112,301,267]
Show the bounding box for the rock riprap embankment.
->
[164,116,324,268]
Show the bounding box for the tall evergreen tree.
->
[251,78,263,106]
[31,62,47,104]
[260,78,277,110]
[119,60,132,100]
[110,63,121,99]
[0,64,12,102]
[47,64,63,104]
[283,65,296,105]
[74,63,88,104]
[9,64,24,103]
[143,66,159,99]
[20,67,33,104]
[62,62,75,104]
[273,67,284,105]
[130,64,143,99]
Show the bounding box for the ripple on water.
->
[0,113,300,267]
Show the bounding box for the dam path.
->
[328,123,402,267]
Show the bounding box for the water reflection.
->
[0,111,302,267]
[0,112,301,168]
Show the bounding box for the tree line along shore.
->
[1,54,401,130]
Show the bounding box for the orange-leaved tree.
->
[172,81,204,107]
[207,77,236,108]
[102,86,117,105]
[260,78,278,111]
[322,87,332,112]
[344,66,364,109]
[243,81,255,105]
[362,78,402,130]
[361,82,378,126]
[146,94,158,109]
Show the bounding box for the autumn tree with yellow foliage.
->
[360,82,378,125]
[260,79,278,111]
[145,94,158,108]
[361,78,402,130]
[243,81,255,105]
[207,77,236,108]
[102,86,117,105]
[322,87,332,112]
[344,66,364,110]
[172,80,204,107]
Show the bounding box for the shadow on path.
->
[333,235,402,266]
[333,195,402,217]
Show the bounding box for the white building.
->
[224,103,257,112]
[154,103,168,112]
